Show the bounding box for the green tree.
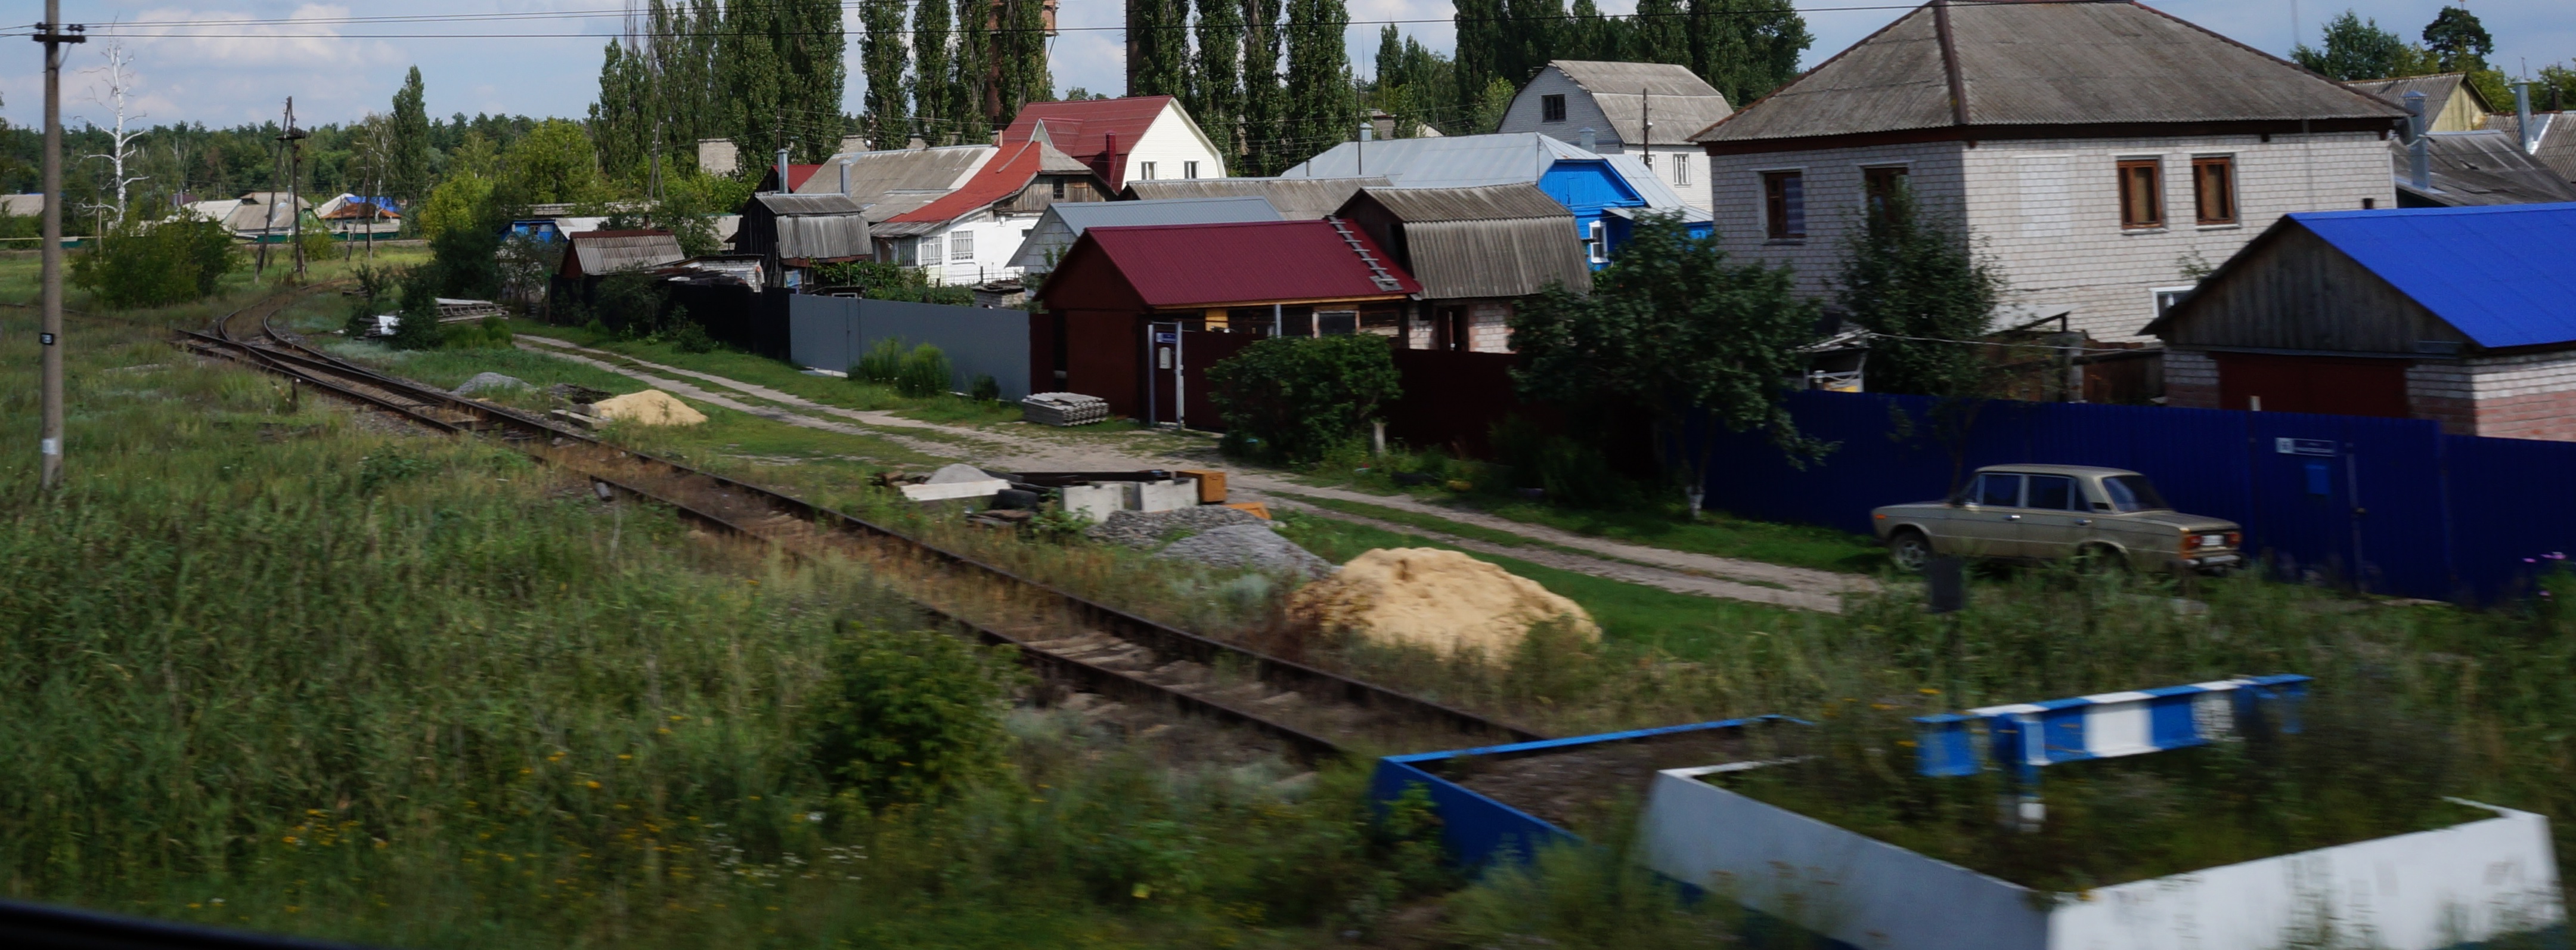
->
[913,0,954,144]
[1453,0,1505,110]
[1191,0,1247,161]
[1504,0,1566,86]
[2420,5,2493,73]
[1833,185,2003,399]
[1241,0,1289,174]
[1467,76,1517,134]
[389,67,430,209]
[70,215,240,309]
[1285,0,1357,159]
[2292,11,2405,81]
[1630,0,1691,71]
[996,0,1053,124]
[589,41,656,180]
[862,0,910,149]
[1509,213,1824,513]
[492,119,605,209]
[1206,335,1403,464]
[721,0,847,164]
[1132,0,1192,97]
[952,0,992,133]
[1567,0,1618,61]
[1690,0,1811,107]
[2540,64,2576,112]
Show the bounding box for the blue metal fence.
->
[1694,391,2576,604]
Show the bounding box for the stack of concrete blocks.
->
[1061,478,1199,524]
[1635,762,2563,950]
[898,464,1012,503]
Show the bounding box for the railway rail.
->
[179,287,1545,762]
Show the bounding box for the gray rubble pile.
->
[1084,505,1264,547]
[452,372,531,397]
[1155,524,1336,580]
[1021,392,1109,426]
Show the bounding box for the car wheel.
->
[2073,543,2129,574]
[1888,529,1933,573]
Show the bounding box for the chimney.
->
[775,147,791,194]
[2515,81,2536,155]
[2404,91,2431,192]
[1577,126,1597,152]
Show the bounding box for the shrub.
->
[969,373,1001,403]
[387,268,445,351]
[1492,415,1636,508]
[590,271,669,338]
[812,259,976,305]
[1206,335,1402,465]
[441,314,514,349]
[668,310,717,353]
[69,215,241,309]
[807,624,1020,807]
[895,343,953,397]
[295,225,337,266]
[343,262,398,336]
[853,336,906,385]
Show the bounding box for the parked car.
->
[1871,465,2243,573]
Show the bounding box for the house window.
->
[2118,159,2163,230]
[1139,161,1157,180]
[1673,154,1690,186]
[1316,311,1358,336]
[1184,160,1200,180]
[1052,178,1066,199]
[1542,94,1567,123]
[1586,220,1607,264]
[919,236,942,263]
[2192,156,2237,225]
[1762,170,1806,240]
[2152,286,2196,320]
[950,230,975,261]
[1862,165,1909,222]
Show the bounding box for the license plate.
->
[2200,534,2227,549]
[2198,553,2242,565]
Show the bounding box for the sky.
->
[1,0,2568,132]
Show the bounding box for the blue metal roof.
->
[2292,202,2576,349]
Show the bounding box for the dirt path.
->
[516,335,1872,609]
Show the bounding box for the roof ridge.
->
[1693,2,1940,140]
[2121,0,2411,119]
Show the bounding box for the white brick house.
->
[1692,0,2407,342]
[1499,60,1732,213]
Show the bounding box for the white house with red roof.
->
[1000,95,1229,190]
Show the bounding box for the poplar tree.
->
[779,0,849,161]
[914,0,954,144]
[389,67,430,207]
[861,0,910,150]
[1284,0,1355,160]
[1453,0,1505,110]
[1191,0,1245,160]
[1630,0,1689,70]
[1131,0,1192,97]
[953,0,993,131]
[996,0,1053,125]
[718,5,786,163]
[1504,0,1566,83]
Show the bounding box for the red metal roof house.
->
[1001,95,1229,190]
[1031,219,1420,423]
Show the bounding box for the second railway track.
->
[181,287,1545,762]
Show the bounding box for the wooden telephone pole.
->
[34,1,85,489]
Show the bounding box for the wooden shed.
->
[731,193,869,289]
[1334,184,1591,352]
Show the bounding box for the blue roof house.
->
[2147,202,2576,441]
[1282,132,1710,268]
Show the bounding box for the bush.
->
[812,259,975,305]
[69,215,241,309]
[895,343,953,397]
[853,336,906,385]
[1492,415,1636,508]
[343,262,398,336]
[1206,335,1402,465]
[295,225,337,266]
[387,268,445,351]
[969,373,1001,403]
[590,271,670,338]
[441,314,514,349]
[807,624,1020,807]
[668,310,717,353]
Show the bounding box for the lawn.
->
[502,318,1026,427]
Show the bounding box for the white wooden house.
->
[1499,60,1734,212]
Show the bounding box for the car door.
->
[2014,474,2095,560]
[1947,472,2026,558]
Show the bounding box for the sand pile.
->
[591,389,708,426]
[1289,547,1598,658]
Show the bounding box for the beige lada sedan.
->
[1871,465,2243,573]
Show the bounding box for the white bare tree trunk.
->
[81,37,148,227]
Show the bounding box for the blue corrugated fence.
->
[1692,391,2576,604]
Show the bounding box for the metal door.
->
[1146,321,1182,428]
[2014,473,2095,559]
[1949,472,2027,558]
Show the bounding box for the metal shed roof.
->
[1342,185,1591,300]
[1121,177,1389,218]
[2289,202,2576,349]
[1009,196,1282,271]
[1695,0,2407,145]
[794,144,994,204]
[1351,183,1570,222]
[1284,134,1592,188]
[563,230,687,279]
[1044,220,1419,308]
[2395,132,2576,207]
[1543,61,1734,146]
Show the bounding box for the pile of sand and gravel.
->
[1289,547,1599,659]
[591,389,708,426]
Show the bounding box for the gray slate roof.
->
[563,230,686,278]
[1121,177,1391,218]
[2355,74,2490,119]
[2486,112,2576,188]
[745,193,870,262]
[1340,184,1592,300]
[1694,0,2408,145]
[1009,196,1282,271]
[2395,131,2576,206]
[794,145,993,216]
[1544,60,1733,146]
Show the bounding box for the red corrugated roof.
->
[886,141,1043,225]
[1002,95,1174,185]
[1053,219,1420,308]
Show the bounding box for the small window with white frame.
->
[917,236,942,264]
[1139,161,1158,181]
[1673,154,1690,186]
[2152,285,2196,320]
[950,230,975,261]
[1184,160,1200,179]
[1586,220,1607,264]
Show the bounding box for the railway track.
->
[180,287,1545,762]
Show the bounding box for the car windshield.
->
[2102,475,2171,512]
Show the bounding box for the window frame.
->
[2191,154,2237,227]
[1861,164,1910,223]
[1760,169,1806,242]
[1184,160,1200,180]
[1139,161,1157,181]
[2025,474,2080,512]
[2151,285,2197,321]
[1051,178,1066,200]
[2117,157,2165,230]
[1541,94,1567,123]
[1673,152,1690,186]
[948,230,975,262]
[1585,219,1607,264]
[1973,472,2026,508]
[917,235,943,265]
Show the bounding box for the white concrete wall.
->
[1706,132,2394,341]
[1638,768,2562,950]
[1123,106,1229,188]
[919,211,1039,286]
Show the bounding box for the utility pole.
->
[35,2,85,490]
[281,98,309,280]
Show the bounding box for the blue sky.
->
[2,1,2568,131]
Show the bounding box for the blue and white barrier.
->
[1913,674,2311,778]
